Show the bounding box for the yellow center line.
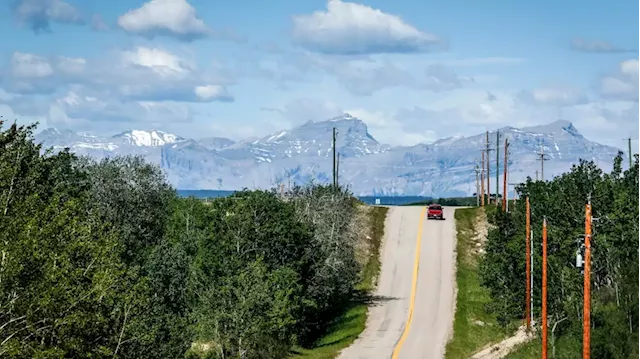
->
[391,206,427,359]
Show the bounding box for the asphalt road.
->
[337,206,457,359]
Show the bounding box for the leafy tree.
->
[480,152,638,358]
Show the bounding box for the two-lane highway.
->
[337,206,457,359]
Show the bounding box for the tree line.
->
[0,123,372,358]
[480,153,638,358]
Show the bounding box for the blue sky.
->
[0,0,637,147]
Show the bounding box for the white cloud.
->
[11,0,84,32]
[1,48,233,104]
[261,98,344,125]
[91,14,109,31]
[56,56,86,75]
[620,59,639,77]
[517,86,589,107]
[10,52,53,78]
[120,47,194,77]
[291,0,443,55]
[117,0,210,41]
[51,90,194,126]
[570,38,634,53]
[424,64,473,92]
[290,53,472,96]
[194,85,233,102]
[346,108,438,145]
[600,59,638,102]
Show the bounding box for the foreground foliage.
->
[0,123,371,359]
[289,206,389,359]
[480,153,639,358]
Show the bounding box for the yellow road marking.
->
[391,206,427,359]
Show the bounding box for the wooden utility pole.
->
[542,217,548,359]
[481,151,486,207]
[475,162,480,207]
[508,183,519,208]
[536,170,539,181]
[485,131,493,204]
[628,138,632,167]
[537,145,550,181]
[502,138,509,211]
[625,138,635,168]
[336,152,340,188]
[332,127,337,188]
[496,130,500,206]
[583,202,592,359]
[525,197,531,330]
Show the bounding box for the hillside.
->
[35,115,622,196]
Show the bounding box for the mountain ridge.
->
[34,115,622,196]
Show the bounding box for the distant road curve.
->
[337,206,457,359]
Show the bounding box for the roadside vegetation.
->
[289,206,389,359]
[480,153,638,358]
[0,123,388,359]
[445,207,511,358]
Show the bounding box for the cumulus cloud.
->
[10,52,53,78]
[56,56,86,75]
[0,46,235,130]
[291,0,444,55]
[261,98,344,124]
[120,47,195,77]
[1,48,234,103]
[570,38,634,53]
[424,64,474,92]
[11,0,84,32]
[117,0,210,41]
[516,86,590,107]
[289,54,471,96]
[194,85,233,102]
[599,59,638,102]
[91,14,109,31]
[51,90,195,125]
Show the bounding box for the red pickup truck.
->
[427,204,445,220]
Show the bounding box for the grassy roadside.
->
[503,335,580,358]
[289,206,389,359]
[445,207,510,359]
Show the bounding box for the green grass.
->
[503,335,581,359]
[288,206,389,359]
[445,207,511,359]
[403,196,478,207]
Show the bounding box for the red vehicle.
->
[427,204,444,220]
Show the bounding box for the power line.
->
[481,150,486,206]
[336,152,340,187]
[624,138,637,168]
[332,127,337,188]
[502,137,509,211]
[485,131,494,203]
[537,143,550,181]
[496,130,501,207]
[475,161,480,207]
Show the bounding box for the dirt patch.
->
[471,208,489,256]
[471,326,536,359]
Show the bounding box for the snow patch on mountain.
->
[113,130,184,147]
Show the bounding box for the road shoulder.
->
[444,207,512,358]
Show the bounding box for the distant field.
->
[404,196,478,207]
[178,190,433,206]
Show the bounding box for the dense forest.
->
[480,153,639,358]
[0,123,375,358]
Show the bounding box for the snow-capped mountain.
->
[113,130,184,147]
[34,115,623,196]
